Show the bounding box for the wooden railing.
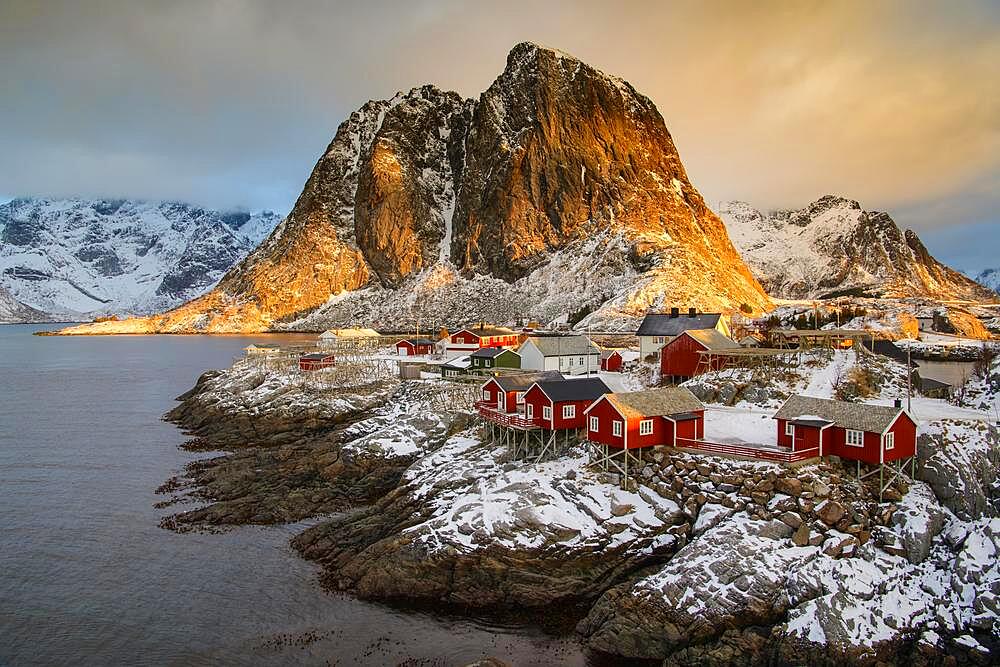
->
[675,437,819,463]
[476,404,537,429]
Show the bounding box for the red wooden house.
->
[445,326,520,355]
[522,378,611,430]
[396,338,435,356]
[477,371,563,418]
[584,387,705,450]
[600,350,623,372]
[299,352,336,371]
[773,395,917,464]
[659,329,739,383]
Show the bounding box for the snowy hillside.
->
[0,285,54,324]
[0,198,281,318]
[719,196,994,302]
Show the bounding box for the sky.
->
[1,0,998,272]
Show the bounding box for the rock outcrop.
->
[58,42,770,335]
[0,284,54,324]
[719,196,997,302]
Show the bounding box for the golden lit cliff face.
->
[454,43,769,313]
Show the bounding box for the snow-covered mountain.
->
[58,42,770,335]
[0,285,54,324]
[719,196,995,302]
[973,268,1000,295]
[0,198,282,319]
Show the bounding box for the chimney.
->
[670,307,679,318]
[894,399,902,409]
[688,307,697,318]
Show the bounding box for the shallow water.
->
[0,324,600,666]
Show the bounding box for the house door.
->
[498,393,506,412]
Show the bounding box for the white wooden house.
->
[517,335,601,375]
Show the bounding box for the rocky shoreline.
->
[159,359,1000,665]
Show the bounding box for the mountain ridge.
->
[719,196,996,302]
[57,42,771,334]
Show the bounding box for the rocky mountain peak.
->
[720,196,996,302]
[58,43,771,334]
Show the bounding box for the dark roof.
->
[534,378,611,403]
[492,370,564,391]
[791,418,834,428]
[300,353,334,360]
[636,313,722,337]
[401,338,435,346]
[471,347,519,359]
[774,395,906,433]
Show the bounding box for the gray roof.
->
[402,338,436,346]
[636,313,721,337]
[681,329,740,351]
[524,335,600,357]
[534,378,611,403]
[471,347,519,359]
[773,395,906,433]
[493,371,564,392]
[598,387,704,419]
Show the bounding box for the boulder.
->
[816,500,847,526]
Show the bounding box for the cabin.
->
[470,347,521,373]
[739,334,763,348]
[518,335,601,375]
[245,344,280,356]
[299,352,336,371]
[440,355,472,378]
[443,326,520,355]
[659,329,739,383]
[523,377,611,430]
[318,328,380,348]
[636,308,729,357]
[396,338,435,356]
[600,349,623,372]
[773,395,917,464]
[584,387,705,450]
[477,371,564,415]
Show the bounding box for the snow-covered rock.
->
[719,196,995,302]
[0,284,54,323]
[0,197,281,318]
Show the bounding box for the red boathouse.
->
[299,353,336,371]
[600,350,623,372]
[659,329,739,383]
[585,387,705,450]
[522,377,611,430]
[396,338,435,356]
[773,395,917,465]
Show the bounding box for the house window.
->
[568,357,574,366]
[846,429,864,447]
[639,419,653,435]
[482,389,489,401]
[785,422,794,436]
[527,404,534,419]
[543,406,552,420]
[485,359,492,367]
[562,405,576,419]
[578,356,584,365]
[612,420,623,437]
[884,432,895,450]
[589,416,599,432]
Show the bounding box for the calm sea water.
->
[0,324,594,666]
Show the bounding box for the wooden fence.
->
[674,437,819,463]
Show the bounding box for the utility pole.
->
[906,340,912,412]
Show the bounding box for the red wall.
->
[660,334,716,378]
[524,385,551,427]
[601,353,623,372]
[586,398,627,448]
[451,331,481,346]
[480,379,503,406]
[883,413,917,462]
[300,356,335,371]
[523,386,597,430]
[776,418,793,448]
[792,424,823,453]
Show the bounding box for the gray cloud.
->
[1,0,998,264]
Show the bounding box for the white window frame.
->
[515,391,525,402]
[485,359,492,367]
[526,403,534,419]
[846,429,864,447]
[785,422,794,436]
[482,389,489,401]
[562,404,576,419]
[639,419,653,436]
[589,416,599,432]
[612,420,623,437]
[542,406,552,420]
[578,356,584,365]
[884,432,895,450]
